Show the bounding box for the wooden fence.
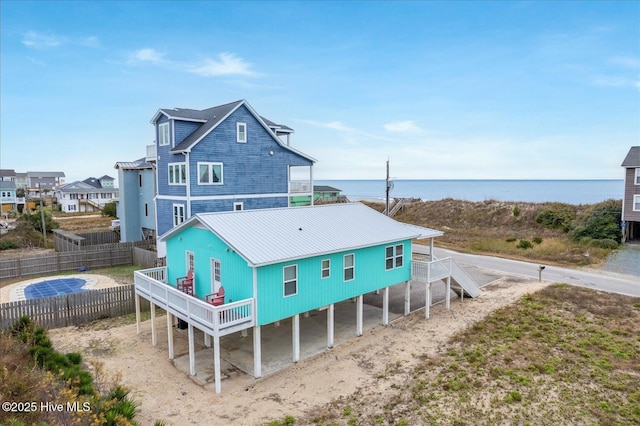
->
[0,246,159,281]
[54,229,153,252]
[0,284,150,330]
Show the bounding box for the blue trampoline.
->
[24,278,88,300]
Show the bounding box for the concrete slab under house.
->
[133,202,480,393]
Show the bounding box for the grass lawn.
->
[281,284,640,425]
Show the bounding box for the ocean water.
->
[314,179,624,205]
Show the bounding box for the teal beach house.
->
[134,203,459,393]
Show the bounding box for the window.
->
[344,254,354,281]
[186,251,195,273]
[198,162,223,185]
[283,265,297,297]
[321,259,330,279]
[159,122,170,146]
[233,202,243,211]
[385,244,404,270]
[138,175,142,188]
[144,203,149,217]
[168,163,186,185]
[635,168,640,185]
[237,122,247,143]
[173,204,185,226]
[634,195,640,212]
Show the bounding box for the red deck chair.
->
[206,285,225,306]
[176,270,194,296]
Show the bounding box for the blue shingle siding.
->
[154,101,315,239]
[174,121,200,145]
[189,197,289,215]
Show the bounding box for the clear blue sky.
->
[1,1,638,184]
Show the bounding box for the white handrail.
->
[134,268,254,337]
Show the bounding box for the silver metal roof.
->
[162,203,442,267]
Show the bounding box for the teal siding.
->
[256,239,412,325]
[165,227,254,302]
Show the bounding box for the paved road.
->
[417,246,640,297]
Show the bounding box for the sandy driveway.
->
[48,276,548,425]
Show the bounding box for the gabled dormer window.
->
[237,122,247,143]
[159,122,170,146]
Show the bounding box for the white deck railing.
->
[411,257,452,283]
[134,267,254,337]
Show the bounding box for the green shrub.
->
[506,237,517,243]
[517,240,533,249]
[570,200,622,243]
[513,205,521,217]
[535,204,576,231]
[19,208,59,234]
[533,237,543,245]
[0,240,19,250]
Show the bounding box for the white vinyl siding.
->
[198,162,223,185]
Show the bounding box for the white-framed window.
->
[186,251,195,273]
[237,122,247,143]
[634,195,640,212]
[233,202,243,211]
[385,244,404,270]
[321,259,330,279]
[168,163,186,185]
[173,204,185,226]
[283,264,297,297]
[344,254,355,281]
[159,122,170,146]
[635,168,640,185]
[198,162,223,185]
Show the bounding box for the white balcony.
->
[134,267,255,337]
[146,144,157,163]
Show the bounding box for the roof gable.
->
[162,203,442,266]
[621,146,640,167]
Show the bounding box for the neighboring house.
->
[314,185,343,203]
[56,176,118,213]
[27,171,65,192]
[0,181,18,215]
[150,99,316,255]
[0,169,16,183]
[621,146,640,242]
[134,203,469,393]
[114,158,156,242]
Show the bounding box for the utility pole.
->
[38,184,46,247]
[385,159,391,216]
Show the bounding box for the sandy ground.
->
[47,277,549,426]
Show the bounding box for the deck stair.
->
[384,198,412,217]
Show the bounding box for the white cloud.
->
[384,120,420,132]
[22,31,100,49]
[187,52,255,76]
[299,119,354,132]
[129,48,166,64]
[22,31,65,49]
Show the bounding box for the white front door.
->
[211,258,221,293]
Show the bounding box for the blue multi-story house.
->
[150,99,315,255]
[114,157,157,242]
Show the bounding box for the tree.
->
[19,208,59,234]
[102,201,117,218]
